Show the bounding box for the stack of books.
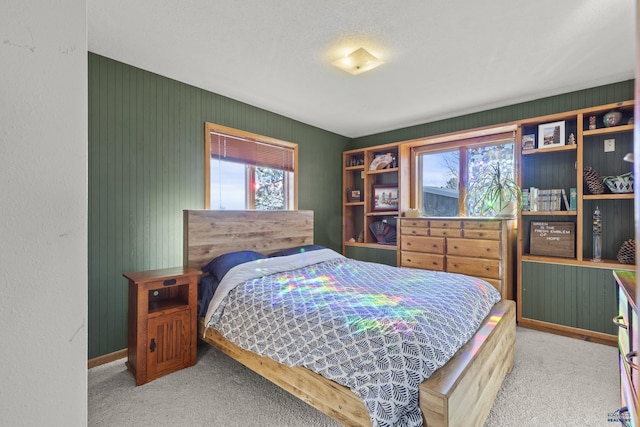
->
[523,187,577,212]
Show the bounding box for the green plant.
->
[466,164,522,217]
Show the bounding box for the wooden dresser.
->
[399,217,515,300]
[613,270,638,425]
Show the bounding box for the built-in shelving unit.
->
[517,100,635,344]
[342,143,400,255]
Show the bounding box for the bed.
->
[184,209,515,427]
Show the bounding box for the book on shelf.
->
[569,188,577,211]
[528,188,565,212]
[561,189,570,211]
[551,189,562,211]
[529,187,538,211]
[522,188,530,211]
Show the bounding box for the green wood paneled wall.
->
[345,246,397,266]
[89,51,632,358]
[88,53,349,358]
[521,262,618,335]
[351,80,634,148]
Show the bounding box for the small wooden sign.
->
[530,221,575,258]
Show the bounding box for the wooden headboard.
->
[183,210,314,269]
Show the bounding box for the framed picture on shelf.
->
[347,189,361,202]
[372,185,398,211]
[537,121,565,150]
[522,134,536,150]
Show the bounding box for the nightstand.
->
[123,266,201,385]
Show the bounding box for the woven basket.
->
[603,172,634,193]
[583,167,605,195]
[617,239,636,264]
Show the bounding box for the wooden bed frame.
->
[184,209,516,427]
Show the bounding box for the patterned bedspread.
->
[204,249,501,427]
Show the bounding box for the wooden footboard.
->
[419,299,516,427]
[199,299,515,427]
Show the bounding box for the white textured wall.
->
[0,1,88,425]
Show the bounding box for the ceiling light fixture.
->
[332,47,384,75]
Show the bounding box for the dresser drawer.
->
[400,218,428,229]
[462,229,501,240]
[401,226,429,236]
[447,238,501,259]
[430,228,463,238]
[429,219,463,229]
[400,251,444,271]
[462,220,501,230]
[401,236,445,254]
[447,255,500,280]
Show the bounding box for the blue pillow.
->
[268,244,326,257]
[202,250,267,281]
[197,275,220,317]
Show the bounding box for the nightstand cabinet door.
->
[147,308,191,380]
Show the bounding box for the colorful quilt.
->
[204,249,501,427]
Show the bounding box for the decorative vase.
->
[603,111,622,127]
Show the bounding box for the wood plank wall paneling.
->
[89,51,632,358]
[88,53,349,358]
[350,80,635,148]
[521,262,618,335]
[345,246,398,266]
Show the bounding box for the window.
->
[204,123,297,210]
[412,126,517,217]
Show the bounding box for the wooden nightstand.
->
[123,266,201,386]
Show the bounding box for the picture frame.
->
[372,185,398,211]
[522,134,536,151]
[347,189,361,202]
[537,121,565,150]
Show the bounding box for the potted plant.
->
[466,163,522,217]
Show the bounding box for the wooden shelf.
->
[367,211,398,217]
[521,254,635,270]
[522,144,577,156]
[521,210,577,216]
[583,124,634,136]
[583,193,634,200]
[367,167,398,175]
[344,241,397,250]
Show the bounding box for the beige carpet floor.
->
[88,327,620,426]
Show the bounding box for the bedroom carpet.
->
[88,327,620,427]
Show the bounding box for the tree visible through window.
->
[413,128,516,217]
[204,123,297,210]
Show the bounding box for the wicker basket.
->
[583,167,605,195]
[603,172,634,193]
[617,239,636,264]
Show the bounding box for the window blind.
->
[209,132,295,172]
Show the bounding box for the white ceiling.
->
[88,0,635,138]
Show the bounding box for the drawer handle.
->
[163,279,177,286]
[625,351,639,371]
[613,315,628,329]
